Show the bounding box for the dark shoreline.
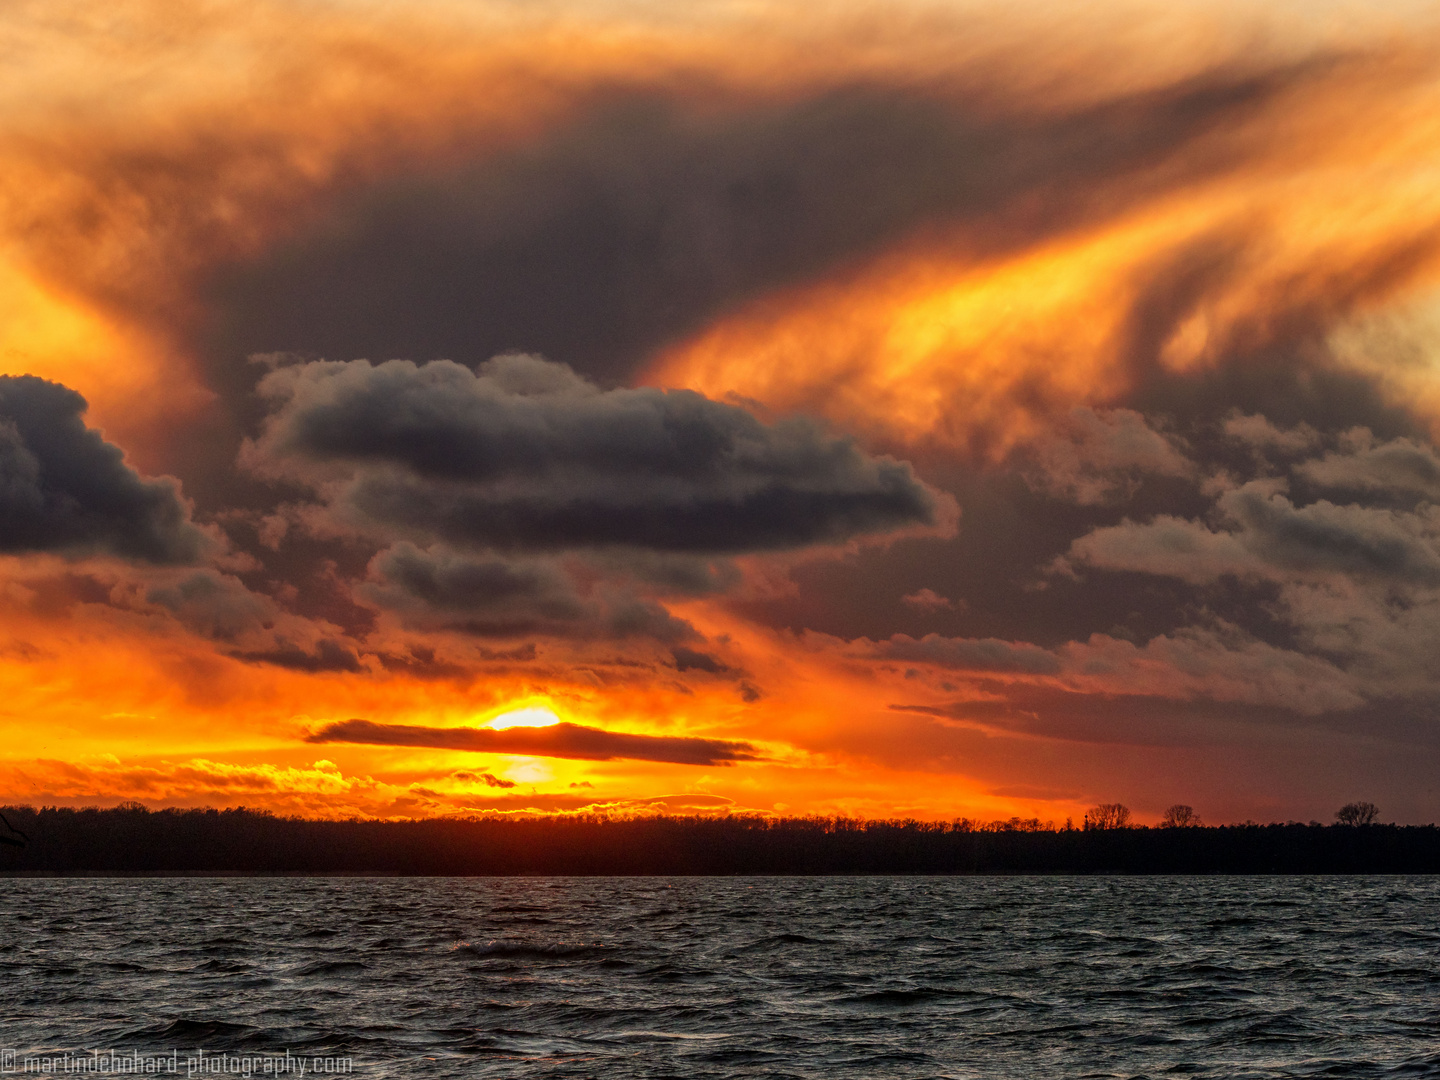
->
[4,805,1440,875]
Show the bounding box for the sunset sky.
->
[4,0,1440,824]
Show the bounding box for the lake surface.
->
[1,876,1437,1078]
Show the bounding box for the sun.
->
[485,706,562,730]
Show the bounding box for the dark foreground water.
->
[1,877,1438,1079]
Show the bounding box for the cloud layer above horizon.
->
[4,0,1440,823]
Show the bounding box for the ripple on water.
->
[1,877,1438,1079]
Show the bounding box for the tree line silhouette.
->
[0,802,1434,874]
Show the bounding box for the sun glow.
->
[486,706,563,730]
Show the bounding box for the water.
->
[1,876,1438,1078]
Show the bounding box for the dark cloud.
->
[671,646,728,674]
[308,717,760,765]
[362,542,696,642]
[0,376,208,564]
[472,643,538,662]
[249,354,943,554]
[372,645,474,681]
[584,550,741,596]
[204,72,1310,390]
[145,571,277,642]
[232,638,364,673]
[367,542,584,619]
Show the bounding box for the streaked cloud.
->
[307,717,761,765]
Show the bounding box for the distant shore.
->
[2,805,1438,875]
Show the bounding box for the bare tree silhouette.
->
[1160,804,1202,828]
[1084,803,1132,830]
[1335,801,1379,826]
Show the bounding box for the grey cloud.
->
[1296,431,1440,501]
[1020,407,1192,505]
[1221,484,1440,584]
[0,376,208,564]
[362,542,695,642]
[1222,412,1322,456]
[873,619,1363,717]
[872,633,1062,675]
[1057,448,1440,705]
[307,718,760,765]
[1061,513,1253,585]
[249,354,943,554]
[1059,627,1365,715]
[1067,480,1440,587]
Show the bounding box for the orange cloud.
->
[650,47,1440,456]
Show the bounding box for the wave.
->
[10,876,1440,1078]
[837,987,980,1007]
[452,940,604,960]
[291,960,367,976]
[124,1019,260,1045]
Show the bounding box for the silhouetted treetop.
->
[1084,803,1131,830]
[1161,805,1202,828]
[1336,802,1379,826]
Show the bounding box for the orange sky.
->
[4,0,1440,824]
